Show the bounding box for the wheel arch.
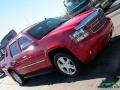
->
[47,47,79,66]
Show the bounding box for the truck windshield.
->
[28,18,67,39]
[64,0,85,11]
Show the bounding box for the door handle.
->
[22,56,27,59]
[90,38,94,41]
[12,60,16,63]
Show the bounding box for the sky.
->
[0,0,65,41]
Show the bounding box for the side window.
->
[10,42,19,57]
[18,35,32,50]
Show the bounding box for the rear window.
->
[28,18,67,39]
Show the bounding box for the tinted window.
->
[18,35,32,50]
[28,18,67,39]
[10,42,19,57]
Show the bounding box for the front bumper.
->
[70,18,113,63]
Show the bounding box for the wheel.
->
[53,53,83,77]
[10,71,25,85]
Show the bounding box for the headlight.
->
[70,28,89,43]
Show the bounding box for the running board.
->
[24,70,52,79]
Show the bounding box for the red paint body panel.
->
[0,9,113,76]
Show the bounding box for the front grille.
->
[75,8,107,32]
[87,9,106,32]
[92,16,106,32]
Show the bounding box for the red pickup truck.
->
[1,8,113,85]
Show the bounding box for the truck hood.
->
[54,9,95,32]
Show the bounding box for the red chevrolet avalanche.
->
[1,8,113,85]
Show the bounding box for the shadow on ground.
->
[23,35,120,87]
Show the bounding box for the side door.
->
[16,35,34,74]
[17,35,45,75]
[9,41,21,71]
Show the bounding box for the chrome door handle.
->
[22,56,27,59]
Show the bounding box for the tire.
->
[53,53,83,77]
[10,71,25,86]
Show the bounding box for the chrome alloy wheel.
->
[57,56,77,75]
